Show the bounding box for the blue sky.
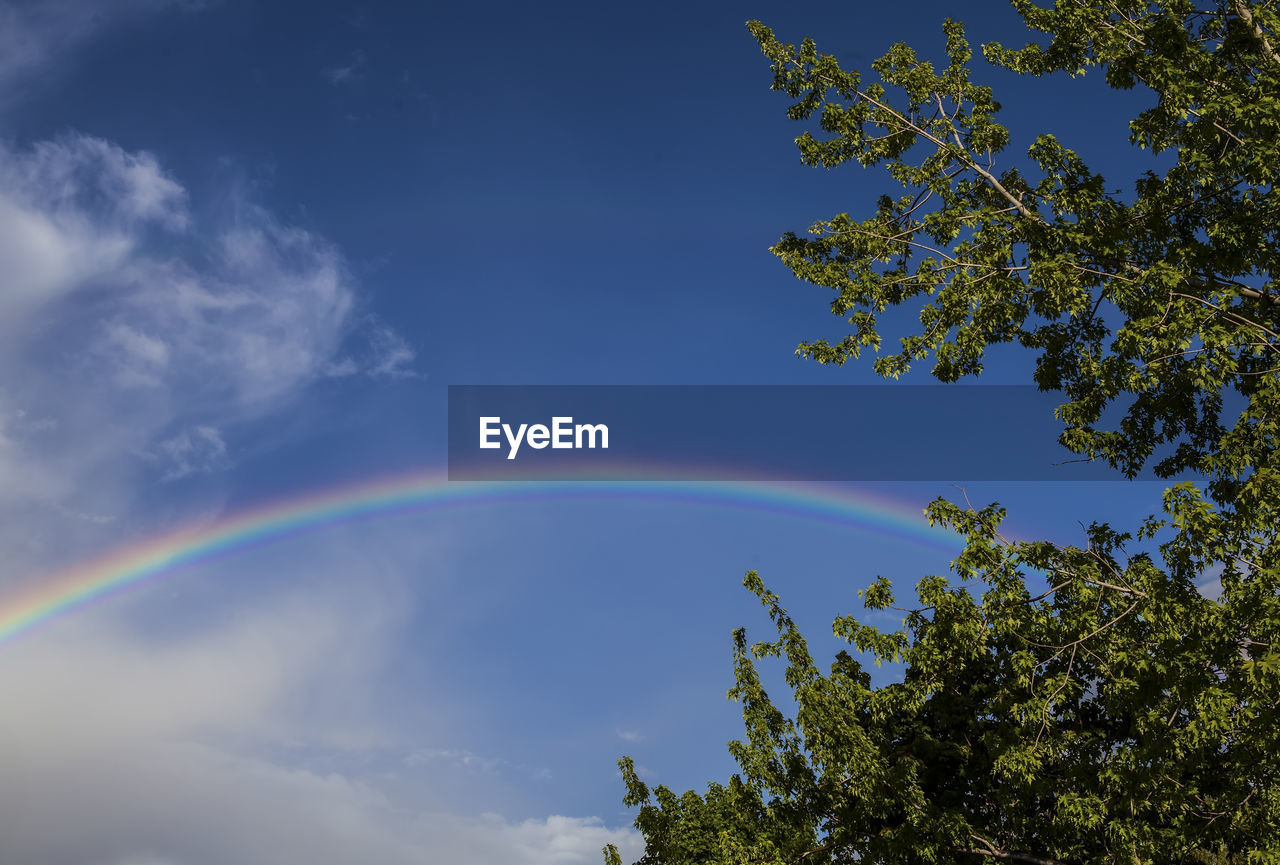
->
[0,2,1184,863]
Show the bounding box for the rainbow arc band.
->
[0,471,964,645]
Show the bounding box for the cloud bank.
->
[0,574,640,865]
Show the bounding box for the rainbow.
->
[0,471,964,645]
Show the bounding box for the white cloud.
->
[323,356,361,378]
[0,575,641,865]
[98,321,172,388]
[616,729,645,743]
[325,319,418,380]
[155,425,228,480]
[0,132,415,511]
[483,814,642,865]
[104,215,359,408]
[366,320,418,378]
[0,135,184,316]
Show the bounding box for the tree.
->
[607,3,1279,863]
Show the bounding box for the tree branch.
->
[1233,0,1280,66]
[935,91,1045,224]
[960,835,1074,865]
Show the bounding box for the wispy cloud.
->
[406,747,504,773]
[324,318,418,379]
[0,134,186,317]
[0,132,415,506]
[326,49,366,85]
[403,746,553,783]
[0,0,207,102]
[155,425,228,480]
[616,729,645,743]
[366,320,419,378]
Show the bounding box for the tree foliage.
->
[608,2,1280,863]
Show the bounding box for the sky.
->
[0,2,1185,864]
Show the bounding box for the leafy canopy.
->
[607,2,1280,864]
